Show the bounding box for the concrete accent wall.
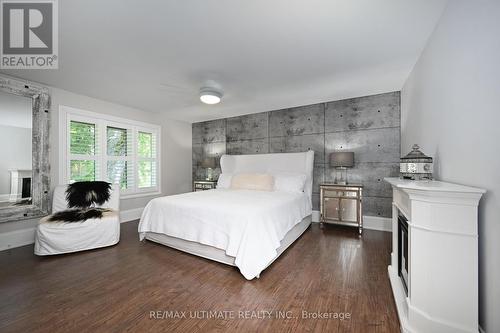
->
[192,91,400,217]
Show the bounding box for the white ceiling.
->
[1,0,448,123]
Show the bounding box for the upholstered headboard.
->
[220,151,315,204]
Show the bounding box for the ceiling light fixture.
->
[199,86,223,105]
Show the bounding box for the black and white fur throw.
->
[47,208,113,223]
[66,181,112,209]
[43,181,113,223]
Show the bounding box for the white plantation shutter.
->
[68,119,101,183]
[126,128,135,190]
[105,125,135,193]
[137,129,159,190]
[64,108,160,197]
[151,131,158,187]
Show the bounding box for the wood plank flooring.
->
[0,222,399,333]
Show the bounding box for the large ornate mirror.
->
[0,77,50,223]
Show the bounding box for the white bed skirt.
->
[144,215,312,274]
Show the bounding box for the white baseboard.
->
[0,227,36,251]
[119,207,144,223]
[0,207,145,252]
[312,210,320,222]
[0,193,11,202]
[363,215,392,232]
[311,210,391,232]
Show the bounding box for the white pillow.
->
[217,173,233,189]
[273,172,307,193]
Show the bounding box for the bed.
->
[138,151,314,280]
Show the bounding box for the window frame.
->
[59,105,161,199]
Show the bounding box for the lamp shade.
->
[329,152,354,168]
[201,157,216,169]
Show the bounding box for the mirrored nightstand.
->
[320,183,363,234]
[193,180,217,192]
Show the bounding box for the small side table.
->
[193,180,217,192]
[320,183,363,234]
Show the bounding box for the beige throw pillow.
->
[230,173,274,191]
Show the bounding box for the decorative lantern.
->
[400,144,433,180]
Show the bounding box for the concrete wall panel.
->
[192,119,226,144]
[325,92,400,132]
[270,134,325,164]
[269,104,324,137]
[226,139,269,155]
[226,112,268,142]
[325,127,400,163]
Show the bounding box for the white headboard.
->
[220,151,315,204]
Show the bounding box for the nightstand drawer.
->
[195,183,213,189]
[193,181,217,191]
[322,190,344,197]
[342,190,359,198]
[322,189,358,198]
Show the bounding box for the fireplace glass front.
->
[398,213,409,295]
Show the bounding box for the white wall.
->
[401,1,500,332]
[0,90,32,128]
[0,83,192,247]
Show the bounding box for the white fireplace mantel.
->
[384,177,485,333]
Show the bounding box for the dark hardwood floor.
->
[0,221,399,333]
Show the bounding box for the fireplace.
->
[385,177,484,332]
[9,169,32,202]
[398,213,409,295]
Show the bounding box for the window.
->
[69,121,97,182]
[138,131,155,188]
[105,125,132,190]
[61,106,160,198]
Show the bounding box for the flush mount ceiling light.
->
[199,86,223,105]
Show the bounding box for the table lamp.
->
[329,152,354,185]
[201,157,216,181]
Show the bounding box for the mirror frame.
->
[0,76,50,223]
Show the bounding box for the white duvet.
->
[138,189,312,280]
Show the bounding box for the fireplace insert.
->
[398,213,409,295]
[21,177,31,199]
